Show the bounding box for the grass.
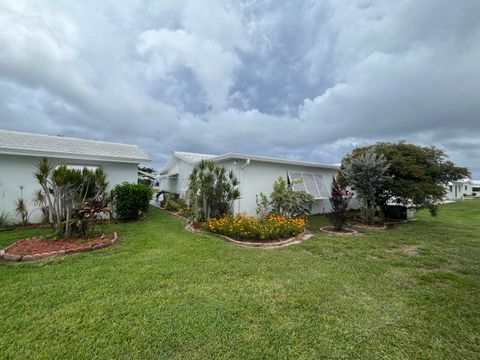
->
[1,201,479,359]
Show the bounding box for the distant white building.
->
[446,179,480,200]
[0,130,150,223]
[159,151,348,215]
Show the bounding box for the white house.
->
[0,130,150,223]
[159,151,343,215]
[446,179,480,200]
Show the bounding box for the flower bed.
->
[207,215,306,241]
[1,233,117,261]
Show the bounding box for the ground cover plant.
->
[1,200,480,359]
[207,214,306,241]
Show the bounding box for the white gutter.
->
[241,158,250,169]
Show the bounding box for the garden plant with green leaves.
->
[34,158,109,238]
[256,177,315,219]
[188,160,241,222]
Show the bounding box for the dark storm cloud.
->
[0,0,479,176]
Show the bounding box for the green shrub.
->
[256,177,315,218]
[164,198,181,212]
[164,196,188,212]
[113,183,153,220]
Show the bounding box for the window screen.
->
[288,172,329,199]
[313,175,330,198]
[288,172,306,192]
[302,174,320,198]
[57,165,100,171]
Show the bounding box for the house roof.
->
[449,178,479,185]
[174,151,217,164]
[159,151,217,174]
[160,151,339,174]
[213,153,340,170]
[0,129,150,163]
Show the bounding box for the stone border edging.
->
[185,223,309,249]
[1,232,118,262]
[158,208,188,221]
[348,222,387,230]
[319,226,360,236]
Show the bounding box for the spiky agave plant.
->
[15,186,29,226]
[32,189,49,224]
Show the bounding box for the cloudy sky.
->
[1,0,479,176]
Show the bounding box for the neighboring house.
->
[159,151,346,215]
[0,129,150,223]
[446,179,480,200]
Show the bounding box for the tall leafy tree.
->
[341,148,391,224]
[341,141,470,216]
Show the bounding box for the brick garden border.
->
[319,226,360,236]
[348,222,387,230]
[1,232,118,262]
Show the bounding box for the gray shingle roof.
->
[0,129,150,163]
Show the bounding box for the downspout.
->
[238,158,250,214]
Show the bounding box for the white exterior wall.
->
[158,159,193,197]
[215,159,342,216]
[446,181,480,200]
[0,154,138,224]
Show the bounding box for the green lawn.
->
[1,201,479,359]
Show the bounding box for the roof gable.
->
[159,151,217,174]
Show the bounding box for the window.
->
[449,185,453,191]
[288,172,329,199]
[288,172,306,192]
[465,185,468,191]
[56,164,100,171]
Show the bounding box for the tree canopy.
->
[340,141,470,216]
[341,148,391,224]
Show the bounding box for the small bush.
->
[207,214,306,241]
[256,177,315,219]
[328,176,353,231]
[164,195,188,212]
[164,198,181,212]
[113,183,153,220]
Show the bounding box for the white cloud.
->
[137,28,240,110]
[0,0,479,177]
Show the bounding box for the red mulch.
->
[190,223,203,230]
[5,234,115,256]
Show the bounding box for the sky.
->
[0,0,479,177]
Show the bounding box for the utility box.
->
[385,205,415,221]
